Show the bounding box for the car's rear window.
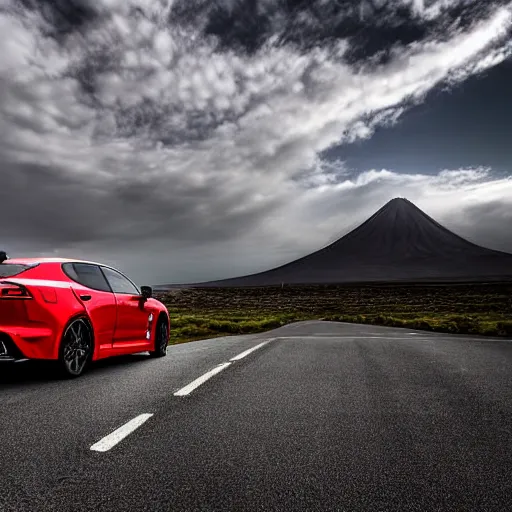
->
[62,262,111,292]
[0,264,32,278]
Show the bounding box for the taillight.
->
[0,283,32,299]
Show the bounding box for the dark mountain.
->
[164,198,512,287]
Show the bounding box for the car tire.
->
[149,317,169,358]
[57,317,93,378]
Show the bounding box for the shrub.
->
[496,321,512,336]
[172,326,212,338]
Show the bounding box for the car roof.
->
[5,257,105,266]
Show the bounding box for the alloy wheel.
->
[62,319,92,376]
[158,321,168,355]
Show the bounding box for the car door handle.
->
[80,295,92,301]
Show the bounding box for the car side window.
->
[101,266,140,295]
[63,263,112,292]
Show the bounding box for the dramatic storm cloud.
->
[1,0,512,284]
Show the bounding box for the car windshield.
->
[0,263,32,278]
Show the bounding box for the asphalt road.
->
[1,321,512,511]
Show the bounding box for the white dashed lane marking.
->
[90,414,154,453]
[230,340,272,361]
[175,339,275,397]
[174,362,232,397]
[92,339,276,452]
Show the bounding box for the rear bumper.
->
[0,326,57,361]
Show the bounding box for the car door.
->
[100,266,151,344]
[62,263,117,353]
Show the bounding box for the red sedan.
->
[0,252,170,377]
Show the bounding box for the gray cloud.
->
[0,0,512,284]
[453,196,512,252]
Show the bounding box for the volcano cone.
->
[178,198,512,286]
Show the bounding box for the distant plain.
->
[158,283,512,344]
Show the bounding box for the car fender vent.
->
[39,287,57,303]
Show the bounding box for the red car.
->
[0,252,170,377]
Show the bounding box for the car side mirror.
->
[140,286,152,299]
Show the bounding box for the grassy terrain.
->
[157,283,512,344]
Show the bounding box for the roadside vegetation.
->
[157,283,512,344]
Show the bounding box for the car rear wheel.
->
[149,318,168,358]
[58,318,93,378]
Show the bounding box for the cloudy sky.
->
[1,0,512,285]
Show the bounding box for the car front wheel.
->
[149,318,169,358]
